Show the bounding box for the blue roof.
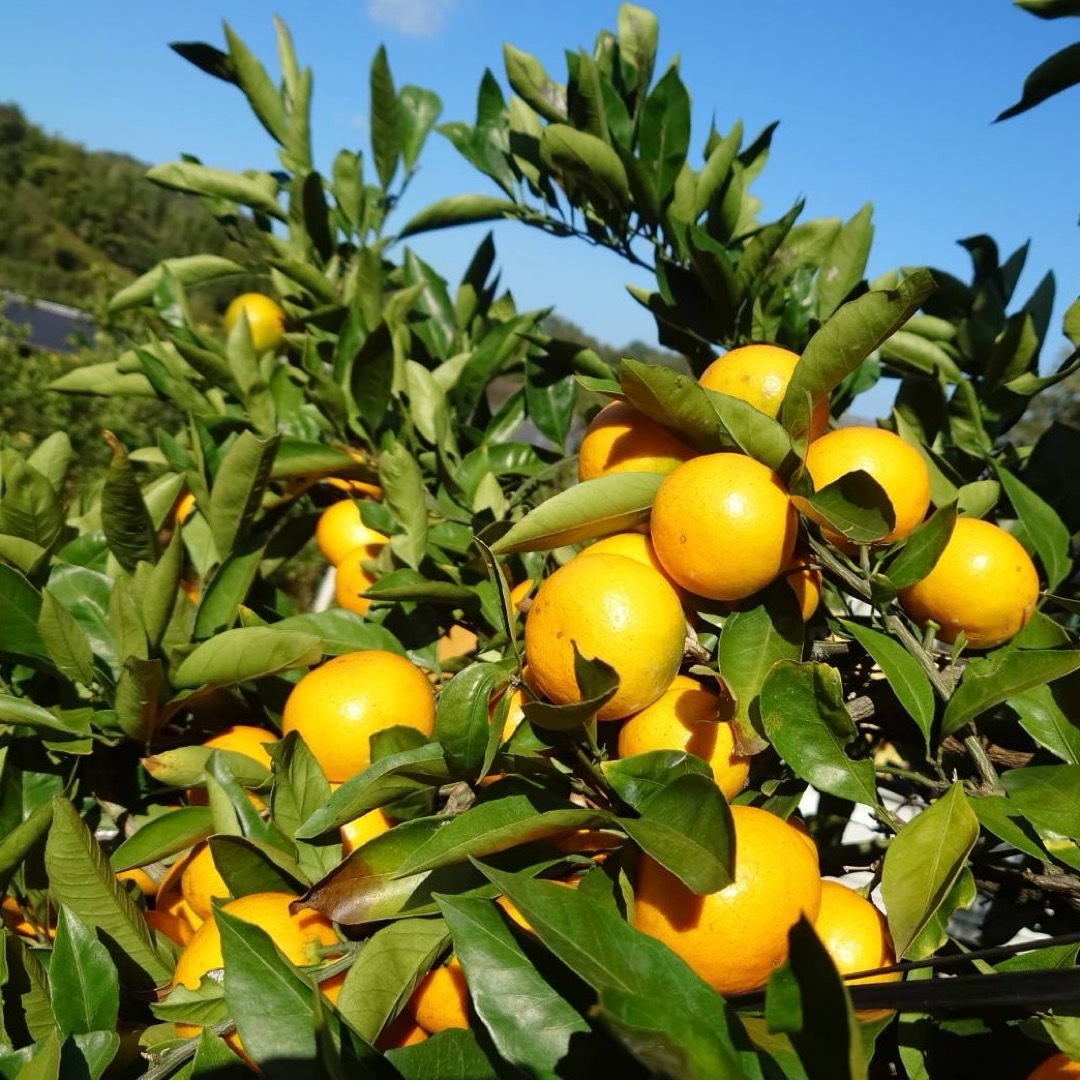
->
[1,294,96,354]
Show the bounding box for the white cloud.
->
[366,0,458,37]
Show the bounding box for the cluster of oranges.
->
[126,338,1048,1061]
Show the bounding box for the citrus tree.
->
[0,6,1077,1080]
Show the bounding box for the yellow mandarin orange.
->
[333,546,382,616]
[171,891,343,1051]
[315,499,389,568]
[180,842,231,922]
[223,293,286,355]
[800,426,931,547]
[185,724,276,810]
[897,516,1040,650]
[436,624,479,664]
[782,547,823,621]
[117,867,157,897]
[577,400,697,482]
[650,453,798,602]
[1,896,54,940]
[155,851,204,936]
[698,343,829,440]
[616,675,749,800]
[787,816,819,860]
[508,578,535,609]
[281,650,436,782]
[523,552,686,721]
[579,530,688,602]
[814,880,900,1021]
[375,1013,429,1050]
[407,957,470,1033]
[632,804,822,996]
[1028,1054,1080,1079]
[340,807,393,856]
[174,491,197,525]
[145,908,196,947]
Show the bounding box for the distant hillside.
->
[0,103,247,317]
[541,312,688,374]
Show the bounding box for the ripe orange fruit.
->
[223,293,286,355]
[577,401,697,482]
[174,491,197,525]
[523,553,686,721]
[632,804,822,996]
[180,842,231,922]
[1,896,54,940]
[333,546,381,616]
[897,516,1040,649]
[579,531,688,602]
[186,724,276,809]
[315,499,389,568]
[508,578,535,609]
[616,675,749,800]
[800,427,930,546]
[698,343,829,440]
[117,867,157,897]
[436,624,479,664]
[375,1013,429,1049]
[814,880,900,1021]
[650,453,798,602]
[782,548,823,622]
[146,907,196,947]
[1028,1054,1080,1079]
[281,650,436,782]
[171,891,343,1051]
[408,957,470,1033]
[340,807,393,856]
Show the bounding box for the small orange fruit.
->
[650,453,798,602]
[174,491,197,525]
[698,343,829,440]
[340,806,393,856]
[800,427,930,547]
[180,842,231,922]
[408,957,470,1033]
[333,546,381,616]
[146,908,196,947]
[186,724,276,809]
[223,293,286,355]
[897,516,1040,650]
[577,401,697,482]
[782,548,823,621]
[523,553,686,721]
[632,804,821,996]
[436,624,479,664]
[171,891,342,1052]
[814,880,900,1021]
[1028,1054,1080,1079]
[281,650,436,782]
[579,531,688,602]
[616,675,749,799]
[117,867,157,897]
[315,499,389,568]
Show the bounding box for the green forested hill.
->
[0,103,239,314]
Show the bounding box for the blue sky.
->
[6,1,1079,416]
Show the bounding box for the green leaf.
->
[760,660,880,807]
[209,834,307,897]
[638,65,690,205]
[49,907,120,1037]
[399,85,442,173]
[207,431,280,561]
[479,865,746,1077]
[942,648,1080,737]
[138,529,184,650]
[991,461,1072,590]
[884,503,958,590]
[223,22,287,144]
[438,895,592,1076]
[0,564,48,662]
[398,194,518,238]
[542,124,630,211]
[816,203,873,319]
[880,783,978,957]
[108,256,247,313]
[435,662,511,778]
[618,4,659,91]
[601,750,712,813]
[1016,0,1080,18]
[146,161,284,220]
[370,45,400,189]
[271,609,404,657]
[110,807,213,871]
[997,40,1080,120]
[490,471,663,554]
[838,620,935,746]
[386,1028,496,1078]
[619,773,734,894]
[141,744,271,790]
[717,583,805,755]
[379,443,428,569]
[113,657,166,742]
[799,470,894,544]
[780,269,935,436]
[1010,683,1080,764]
[37,589,96,685]
[194,539,267,638]
[764,917,864,1079]
[44,798,173,990]
[0,800,53,895]
[0,452,63,550]
[172,627,322,690]
[101,434,157,572]
[335,917,450,1043]
[216,907,322,1070]
[970,794,1051,863]
[1002,765,1080,844]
